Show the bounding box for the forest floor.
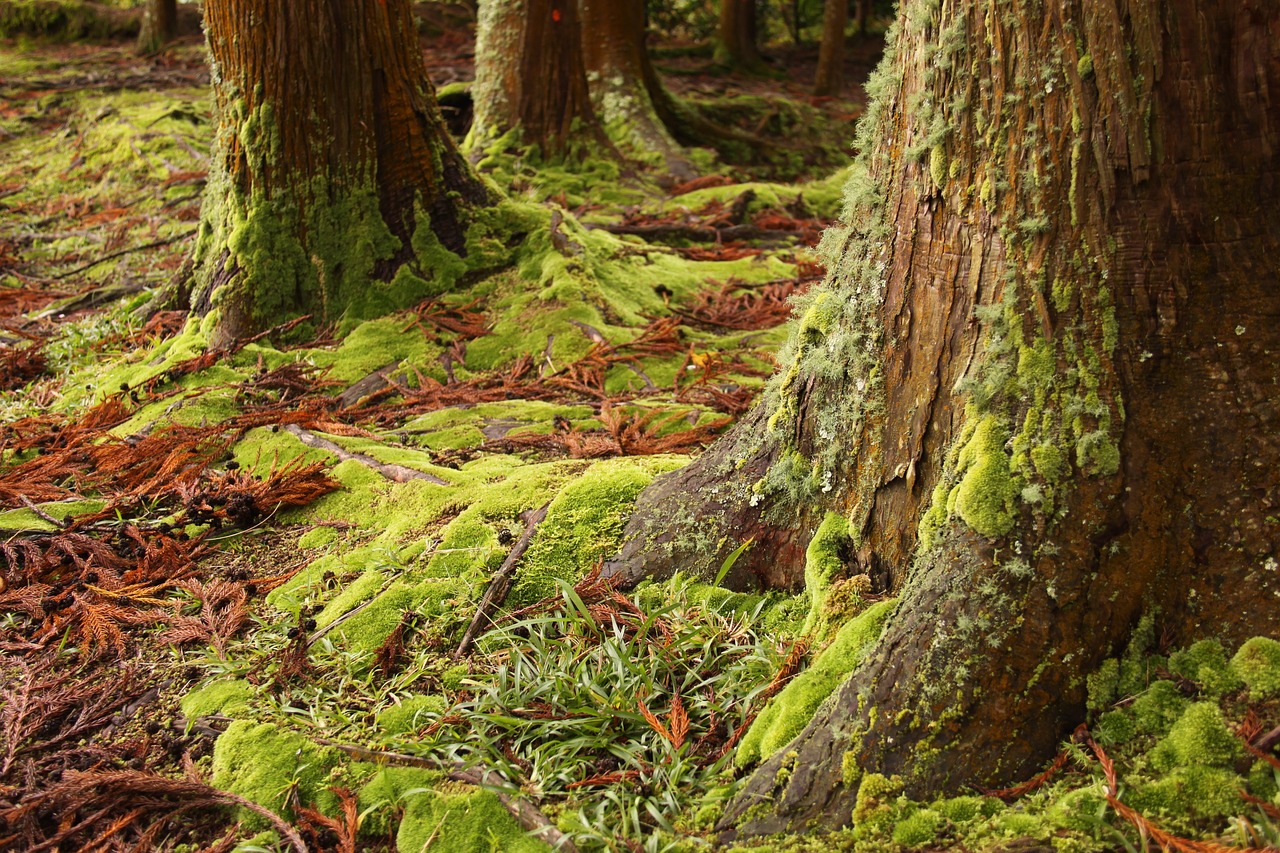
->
[2,12,1279,853]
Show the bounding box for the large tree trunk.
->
[189,0,492,346]
[812,0,848,96]
[609,0,1280,836]
[135,0,175,54]
[470,0,597,154]
[716,0,764,71]
[471,0,698,182]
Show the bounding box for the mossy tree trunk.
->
[716,0,764,71]
[813,0,848,96]
[135,0,175,54]
[608,0,1280,834]
[471,0,698,182]
[470,0,597,155]
[189,0,493,347]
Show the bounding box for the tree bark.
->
[470,0,597,155]
[189,0,492,347]
[471,0,698,182]
[135,0,176,54]
[716,0,764,71]
[579,0,698,182]
[609,0,1280,835]
[813,0,848,96]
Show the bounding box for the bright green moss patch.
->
[1229,636,1280,700]
[210,720,341,828]
[1149,702,1242,770]
[354,765,442,839]
[0,498,105,531]
[180,679,253,721]
[510,457,682,606]
[1167,639,1243,696]
[893,806,943,847]
[1132,680,1190,736]
[376,694,448,736]
[952,414,1017,538]
[1127,766,1245,823]
[736,598,896,766]
[395,784,551,853]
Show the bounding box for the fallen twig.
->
[284,424,448,485]
[51,229,197,280]
[454,502,551,658]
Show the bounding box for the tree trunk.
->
[470,0,597,155]
[855,0,869,36]
[471,0,701,182]
[609,0,1280,836]
[812,0,848,96]
[578,0,697,182]
[716,0,764,71]
[189,0,492,347]
[135,0,176,54]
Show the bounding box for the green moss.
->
[297,526,339,549]
[934,795,998,824]
[1248,760,1278,801]
[180,679,253,721]
[1127,766,1244,822]
[799,511,854,639]
[0,498,106,532]
[928,144,948,190]
[952,414,1017,538]
[852,773,903,839]
[376,694,447,736]
[1093,709,1136,746]
[335,578,467,654]
[1229,636,1280,700]
[355,765,442,839]
[1131,680,1190,736]
[1149,701,1242,771]
[1044,784,1106,832]
[210,720,341,828]
[893,807,943,847]
[510,457,679,606]
[1167,639,1243,696]
[394,783,551,853]
[736,599,896,766]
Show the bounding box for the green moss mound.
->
[394,784,551,853]
[1230,636,1280,700]
[736,598,896,767]
[210,721,341,829]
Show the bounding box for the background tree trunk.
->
[470,0,597,154]
[716,0,764,71]
[189,0,491,346]
[610,0,1280,836]
[579,0,697,182]
[135,0,175,54]
[812,0,848,96]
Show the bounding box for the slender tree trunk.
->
[189,0,491,346]
[855,0,869,36]
[609,0,1280,835]
[578,0,697,182]
[716,0,764,71]
[813,0,848,96]
[135,0,176,54]
[470,0,597,155]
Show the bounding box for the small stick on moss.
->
[454,502,551,658]
[315,741,578,853]
[283,424,448,485]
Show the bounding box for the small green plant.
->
[405,579,785,850]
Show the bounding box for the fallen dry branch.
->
[455,502,551,658]
[284,424,448,485]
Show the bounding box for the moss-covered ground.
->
[2,24,1279,853]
